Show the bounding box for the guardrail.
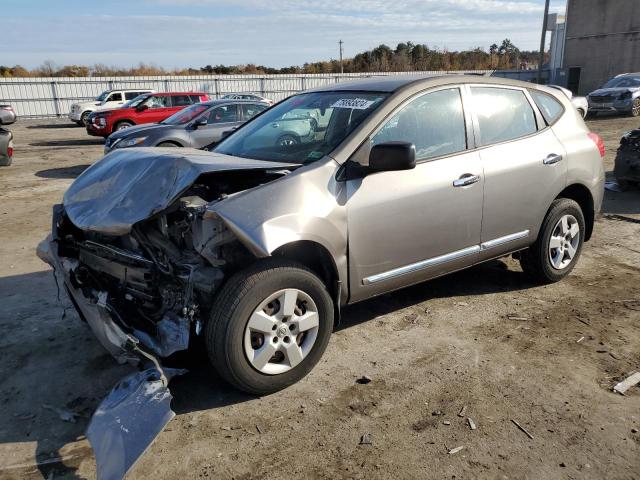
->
[0,70,546,118]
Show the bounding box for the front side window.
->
[214,91,388,164]
[530,90,564,125]
[470,87,537,146]
[371,88,467,160]
[107,92,123,102]
[205,105,238,124]
[161,103,210,125]
[242,103,268,120]
[124,94,151,108]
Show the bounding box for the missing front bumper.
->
[37,234,188,479]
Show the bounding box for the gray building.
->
[563,0,640,95]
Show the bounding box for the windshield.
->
[96,91,110,102]
[162,103,211,125]
[122,93,152,108]
[214,91,388,163]
[602,76,640,88]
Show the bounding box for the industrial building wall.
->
[564,0,640,94]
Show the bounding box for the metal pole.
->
[339,40,344,74]
[537,0,551,84]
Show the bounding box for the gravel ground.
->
[0,115,639,480]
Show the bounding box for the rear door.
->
[467,85,567,261]
[189,104,243,148]
[346,86,484,302]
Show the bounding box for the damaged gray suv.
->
[39,76,605,396]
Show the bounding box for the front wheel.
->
[206,259,334,395]
[520,198,585,284]
[630,98,640,117]
[115,121,133,131]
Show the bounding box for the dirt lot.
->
[0,115,639,480]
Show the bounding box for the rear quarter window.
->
[530,90,565,125]
[470,87,538,146]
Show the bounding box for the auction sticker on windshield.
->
[331,98,376,109]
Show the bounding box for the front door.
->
[346,87,484,302]
[137,95,174,124]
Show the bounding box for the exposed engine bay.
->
[52,168,291,358]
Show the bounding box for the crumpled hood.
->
[589,87,638,97]
[63,148,296,235]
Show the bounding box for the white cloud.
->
[4,1,566,68]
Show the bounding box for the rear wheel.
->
[520,198,585,284]
[577,108,585,118]
[585,111,598,120]
[0,156,12,167]
[630,98,640,117]
[206,259,334,395]
[277,134,299,147]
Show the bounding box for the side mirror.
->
[369,142,416,172]
[193,117,208,128]
[136,104,149,112]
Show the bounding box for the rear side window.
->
[470,87,537,146]
[371,88,467,160]
[242,103,268,119]
[125,91,141,100]
[190,95,204,103]
[172,95,193,107]
[530,90,564,125]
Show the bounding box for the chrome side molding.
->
[362,230,530,285]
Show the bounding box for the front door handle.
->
[453,174,481,187]
[543,153,563,165]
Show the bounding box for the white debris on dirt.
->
[613,372,640,395]
[467,418,477,430]
[448,446,464,455]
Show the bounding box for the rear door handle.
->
[543,153,563,165]
[453,174,481,187]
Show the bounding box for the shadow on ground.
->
[27,124,81,130]
[35,164,91,179]
[30,139,103,148]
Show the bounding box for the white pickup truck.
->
[68,89,154,126]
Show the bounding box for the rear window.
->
[172,95,194,107]
[530,90,564,125]
[470,87,537,146]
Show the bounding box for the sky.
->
[3,0,567,69]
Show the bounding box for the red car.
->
[87,92,210,137]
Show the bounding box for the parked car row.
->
[69,89,155,126]
[0,105,16,166]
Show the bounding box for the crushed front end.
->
[36,148,295,478]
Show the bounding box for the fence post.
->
[300,77,305,92]
[164,79,171,92]
[260,77,265,96]
[214,78,219,99]
[50,81,61,117]
[108,80,114,90]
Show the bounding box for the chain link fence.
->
[0,70,545,118]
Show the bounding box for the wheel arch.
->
[156,140,183,147]
[556,183,595,241]
[271,240,343,322]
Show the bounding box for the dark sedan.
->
[104,99,269,154]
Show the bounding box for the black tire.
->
[630,98,640,117]
[114,120,134,131]
[277,134,299,146]
[74,120,84,127]
[80,111,91,126]
[0,156,12,167]
[520,198,585,284]
[585,111,598,120]
[206,259,334,395]
[157,141,181,147]
[577,108,585,118]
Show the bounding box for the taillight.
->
[7,147,13,157]
[588,132,605,158]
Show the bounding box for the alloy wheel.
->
[548,214,580,270]
[243,288,319,375]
